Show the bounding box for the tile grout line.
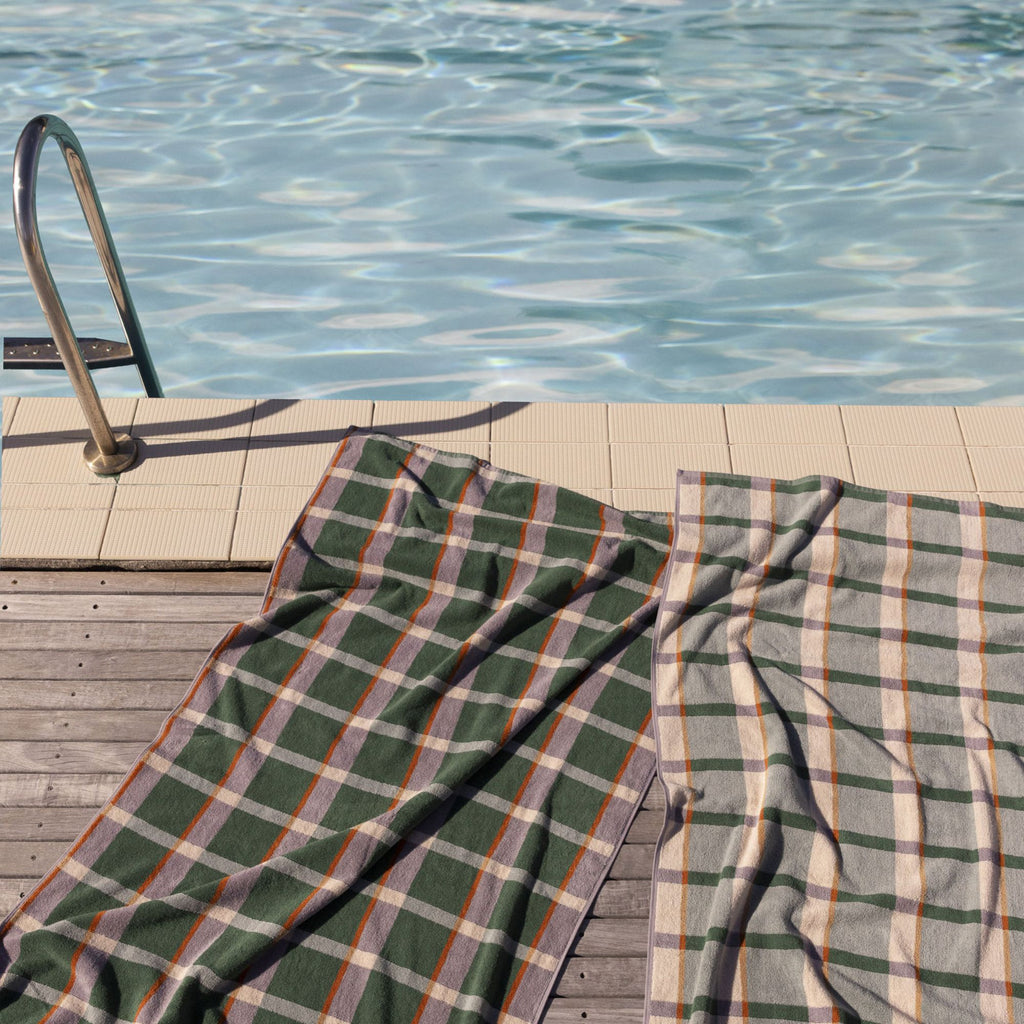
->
[952,405,982,499]
[719,404,733,474]
[227,403,259,564]
[604,403,614,496]
[96,397,139,562]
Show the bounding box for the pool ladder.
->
[3,114,163,474]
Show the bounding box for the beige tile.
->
[491,402,608,443]
[102,509,236,561]
[730,444,853,480]
[249,399,373,439]
[122,439,248,486]
[1,482,115,510]
[611,443,731,489]
[242,442,342,487]
[979,492,1024,509]
[967,447,1024,491]
[231,511,299,562]
[238,486,314,513]
[725,405,845,444]
[2,397,20,436]
[957,406,1024,446]
[566,487,614,505]
[419,440,489,462]
[112,485,240,511]
[1,438,125,486]
[848,446,976,492]
[607,403,726,443]
[372,401,491,441]
[0,508,109,560]
[131,398,254,439]
[489,442,611,489]
[841,405,963,445]
[613,488,676,514]
[3,395,138,439]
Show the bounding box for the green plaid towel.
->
[650,471,1024,1023]
[0,430,672,1024]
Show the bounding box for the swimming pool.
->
[2,0,1023,404]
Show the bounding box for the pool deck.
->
[3,396,1024,1024]
[5,396,1024,565]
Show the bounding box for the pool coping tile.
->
[101,508,237,562]
[730,443,854,481]
[607,403,726,443]
[2,508,110,561]
[131,398,255,439]
[6,396,138,439]
[371,401,489,441]
[841,405,964,446]
[957,406,1024,446]
[3,399,1024,567]
[489,441,611,489]
[610,442,731,489]
[848,444,977,492]
[725,404,845,444]
[491,402,608,443]
[249,399,373,439]
[967,446,1024,491]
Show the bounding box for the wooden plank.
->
[0,842,68,876]
[0,741,147,774]
[0,879,37,918]
[0,807,97,841]
[0,680,191,710]
[623,810,662,845]
[608,844,653,881]
[543,997,644,1023]
[0,710,171,742]
[0,620,233,650]
[0,571,268,595]
[3,650,208,679]
[642,783,664,812]
[0,773,123,807]
[0,593,259,622]
[574,918,648,958]
[591,880,649,919]
[556,957,647,998]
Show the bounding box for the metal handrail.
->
[13,114,163,474]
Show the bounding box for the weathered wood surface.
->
[0,570,666,1020]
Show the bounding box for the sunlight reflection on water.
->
[2,0,1024,403]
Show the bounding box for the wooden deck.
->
[1,569,657,1024]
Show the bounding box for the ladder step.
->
[3,336,136,370]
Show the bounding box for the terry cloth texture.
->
[3,441,1024,1024]
[650,471,1024,1024]
[0,430,672,1024]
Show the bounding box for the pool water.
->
[2,0,1024,404]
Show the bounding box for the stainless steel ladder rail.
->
[7,114,163,474]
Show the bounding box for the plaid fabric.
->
[650,471,1024,1024]
[0,429,672,1024]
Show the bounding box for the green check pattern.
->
[0,430,672,1024]
[650,471,1024,1023]
[4,440,1024,1024]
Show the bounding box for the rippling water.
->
[2,0,1024,403]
